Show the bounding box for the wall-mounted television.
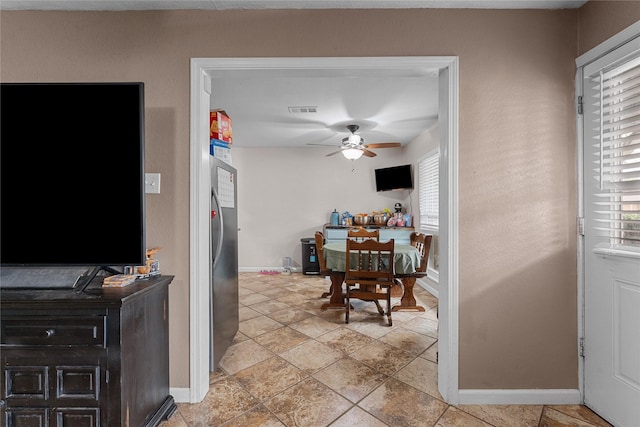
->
[375,164,413,192]
[1,82,146,290]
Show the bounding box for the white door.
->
[581,36,640,427]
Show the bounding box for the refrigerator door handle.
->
[211,188,224,271]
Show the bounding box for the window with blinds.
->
[419,150,439,230]
[587,56,640,248]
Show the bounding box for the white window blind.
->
[588,56,640,247]
[419,151,439,230]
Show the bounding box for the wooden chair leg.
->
[386,287,392,326]
[373,299,384,315]
[345,286,350,324]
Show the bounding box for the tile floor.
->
[161,272,611,427]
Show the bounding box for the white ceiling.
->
[1,0,587,151]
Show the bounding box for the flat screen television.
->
[375,164,413,192]
[1,82,146,291]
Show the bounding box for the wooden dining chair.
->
[410,232,433,275]
[344,238,395,326]
[392,232,433,312]
[347,228,380,241]
[315,231,333,298]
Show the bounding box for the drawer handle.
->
[44,329,56,338]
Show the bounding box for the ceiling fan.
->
[310,124,401,159]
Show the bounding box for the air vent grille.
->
[288,106,318,113]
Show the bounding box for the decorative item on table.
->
[330,209,340,226]
[404,213,413,227]
[136,247,162,278]
[282,257,292,275]
[353,213,371,226]
[372,211,388,225]
[102,274,137,288]
[394,203,403,213]
[342,211,353,226]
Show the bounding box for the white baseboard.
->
[458,389,581,405]
[417,277,439,298]
[171,387,193,403]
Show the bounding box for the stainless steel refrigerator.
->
[209,156,239,370]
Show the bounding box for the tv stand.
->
[1,275,176,426]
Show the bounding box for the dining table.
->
[320,240,427,311]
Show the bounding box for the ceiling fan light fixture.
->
[342,148,363,160]
[348,134,361,144]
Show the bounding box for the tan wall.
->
[1,7,625,391]
[579,0,640,55]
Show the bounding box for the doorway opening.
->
[189,56,459,403]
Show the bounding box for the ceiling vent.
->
[288,106,318,114]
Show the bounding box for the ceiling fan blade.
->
[362,149,377,158]
[326,150,344,157]
[364,142,402,149]
[307,143,341,147]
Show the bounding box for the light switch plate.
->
[145,173,161,194]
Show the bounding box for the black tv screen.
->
[1,82,146,271]
[375,164,413,192]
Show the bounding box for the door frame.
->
[575,20,640,405]
[188,56,460,403]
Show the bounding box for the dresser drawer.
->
[0,316,106,347]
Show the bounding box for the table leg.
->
[321,272,347,310]
[392,276,425,312]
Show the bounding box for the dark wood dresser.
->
[0,275,176,427]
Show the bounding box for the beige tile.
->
[329,406,388,427]
[421,341,439,363]
[279,340,344,375]
[178,376,259,426]
[240,306,263,321]
[315,327,376,355]
[344,316,394,339]
[219,339,275,375]
[289,315,341,338]
[436,406,494,427]
[220,404,286,427]
[242,292,273,306]
[394,356,443,400]
[457,404,544,427]
[547,405,613,427]
[540,407,613,427]
[266,307,314,325]
[401,316,439,338]
[210,368,228,384]
[379,327,438,355]
[231,330,251,345]
[254,326,311,354]
[159,411,189,427]
[263,377,353,427]
[359,377,448,426]
[250,299,292,315]
[350,341,416,376]
[313,357,388,403]
[239,315,284,338]
[276,292,313,306]
[234,356,307,401]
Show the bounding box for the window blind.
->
[419,151,439,230]
[588,56,640,247]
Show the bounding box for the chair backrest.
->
[410,232,433,273]
[347,228,380,241]
[314,231,330,273]
[345,238,395,286]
